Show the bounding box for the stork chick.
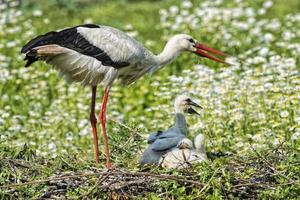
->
[160,134,208,169]
[139,94,202,166]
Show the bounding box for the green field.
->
[0,0,299,199]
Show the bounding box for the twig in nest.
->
[4,158,32,169]
[78,172,111,200]
[0,170,203,189]
[114,180,146,190]
[195,167,219,198]
[38,189,67,199]
[250,146,297,185]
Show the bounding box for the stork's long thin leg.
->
[90,86,100,164]
[99,87,112,168]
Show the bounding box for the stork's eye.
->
[188,38,195,43]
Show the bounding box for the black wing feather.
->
[21,24,130,68]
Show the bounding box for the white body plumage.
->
[159,134,208,169]
[22,25,201,87]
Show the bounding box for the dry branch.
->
[0,169,203,189]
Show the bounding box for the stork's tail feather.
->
[24,50,38,67]
[21,31,58,67]
[21,31,57,54]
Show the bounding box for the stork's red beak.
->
[194,43,227,63]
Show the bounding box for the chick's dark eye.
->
[186,98,192,102]
[188,38,195,43]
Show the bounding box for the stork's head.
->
[169,34,227,63]
[174,94,202,115]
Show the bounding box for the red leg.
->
[100,87,112,168]
[90,86,99,164]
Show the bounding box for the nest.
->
[0,166,203,199]
[1,144,298,199]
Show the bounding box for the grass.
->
[1,0,300,199]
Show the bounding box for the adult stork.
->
[21,24,227,168]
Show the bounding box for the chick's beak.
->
[188,100,203,109]
[187,108,200,116]
[187,100,203,116]
[194,43,228,63]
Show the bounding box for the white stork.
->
[21,24,227,168]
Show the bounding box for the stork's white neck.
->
[153,41,182,67]
[174,106,184,114]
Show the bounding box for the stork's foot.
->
[105,161,112,169]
